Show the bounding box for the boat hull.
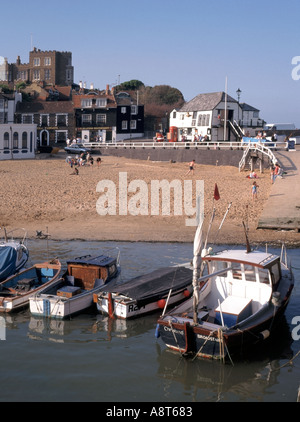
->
[96,285,192,319]
[157,290,293,360]
[0,260,61,313]
[30,285,105,319]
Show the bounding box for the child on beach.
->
[252,181,258,200]
[185,159,195,175]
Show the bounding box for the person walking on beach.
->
[185,159,195,175]
[96,157,102,168]
[252,181,259,201]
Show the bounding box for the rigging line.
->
[270,349,300,372]
[168,321,185,357]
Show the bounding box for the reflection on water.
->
[0,239,299,402]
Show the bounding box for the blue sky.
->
[1,0,300,127]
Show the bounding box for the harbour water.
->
[0,239,299,403]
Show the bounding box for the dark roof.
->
[180,92,237,112]
[16,100,74,113]
[67,254,116,267]
[240,102,260,112]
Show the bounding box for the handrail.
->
[84,141,246,150]
[238,142,277,171]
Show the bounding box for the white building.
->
[169,92,265,142]
[0,123,37,160]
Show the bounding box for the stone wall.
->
[99,145,245,167]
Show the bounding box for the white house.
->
[0,123,37,160]
[169,92,265,142]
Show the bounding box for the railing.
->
[84,141,246,150]
[239,142,277,172]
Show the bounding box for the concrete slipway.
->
[257,145,300,231]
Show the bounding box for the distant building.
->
[0,48,74,87]
[0,91,22,123]
[0,123,37,160]
[169,92,265,142]
[115,91,144,141]
[15,100,75,146]
[73,86,118,142]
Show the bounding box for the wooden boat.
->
[93,265,193,319]
[156,246,294,362]
[29,254,121,319]
[0,228,29,281]
[0,259,61,312]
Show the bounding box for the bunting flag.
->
[214,183,220,201]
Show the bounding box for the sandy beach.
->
[0,152,299,247]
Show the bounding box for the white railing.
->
[83,141,246,150]
[239,142,277,172]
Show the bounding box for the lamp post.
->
[236,88,241,124]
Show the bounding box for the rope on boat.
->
[168,320,185,357]
[270,349,300,372]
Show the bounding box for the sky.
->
[1,0,300,127]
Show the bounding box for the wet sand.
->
[0,153,299,247]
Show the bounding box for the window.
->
[40,114,49,126]
[17,71,27,80]
[44,69,51,80]
[33,58,40,66]
[33,69,40,80]
[131,105,137,115]
[173,111,176,118]
[81,99,92,108]
[96,114,106,124]
[122,121,128,130]
[180,114,184,120]
[56,114,68,126]
[121,107,127,114]
[96,99,107,108]
[192,120,196,126]
[13,132,18,149]
[56,130,68,143]
[22,132,27,149]
[3,132,9,149]
[22,114,33,124]
[44,57,51,66]
[82,114,92,124]
[66,68,73,81]
[130,120,137,130]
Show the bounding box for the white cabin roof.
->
[203,249,279,268]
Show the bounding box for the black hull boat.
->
[157,246,294,362]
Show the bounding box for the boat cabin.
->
[200,250,281,325]
[64,255,118,291]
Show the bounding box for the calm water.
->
[0,239,299,403]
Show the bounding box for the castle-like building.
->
[0,48,74,87]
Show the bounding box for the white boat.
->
[30,254,121,319]
[94,265,193,319]
[156,242,294,361]
[0,228,29,281]
[0,259,61,312]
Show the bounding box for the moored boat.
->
[0,259,61,312]
[156,246,294,362]
[30,254,120,319]
[93,265,193,319]
[0,228,29,281]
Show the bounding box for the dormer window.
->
[96,98,107,108]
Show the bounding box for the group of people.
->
[66,153,102,175]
